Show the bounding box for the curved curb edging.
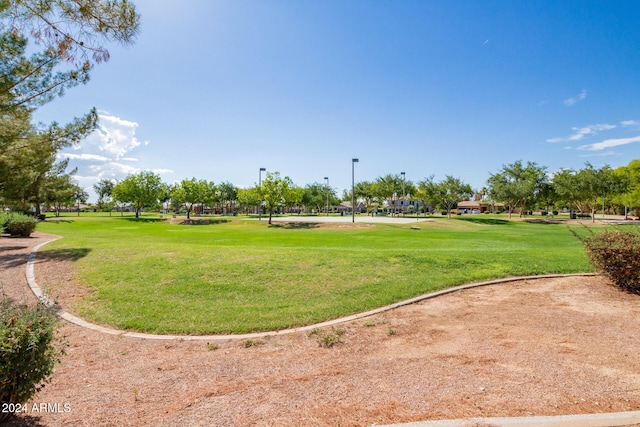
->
[378,409,640,427]
[27,236,597,342]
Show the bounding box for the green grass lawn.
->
[36,214,596,334]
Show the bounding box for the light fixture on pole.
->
[324,177,329,217]
[258,167,266,221]
[352,158,359,223]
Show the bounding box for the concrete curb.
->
[27,236,596,342]
[376,410,640,426]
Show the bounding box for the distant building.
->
[457,200,505,214]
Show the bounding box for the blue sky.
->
[33,0,640,201]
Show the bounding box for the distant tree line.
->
[33,157,634,224]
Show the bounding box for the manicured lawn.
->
[37,214,595,334]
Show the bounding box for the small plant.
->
[1,212,37,237]
[387,328,396,336]
[317,327,347,348]
[243,339,264,348]
[584,229,640,294]
[306,327,321,337]
[362,317,387,327]
[206,342,219,351]
[0,299,64,422]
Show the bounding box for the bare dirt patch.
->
[2,233,640,427]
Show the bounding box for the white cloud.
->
[152,168,174,174]
[564,89,587,106]
[106,162,141,175]
[56,113,173,202]
[621,120,640,127]
[577,135,640,151]
[546,123,615,143]
[59,153,109,162]
[90,114,147,159]
[578,150,618,158]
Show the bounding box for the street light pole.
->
[401,171,405,216]
[258,167,266,221]
[324,176,329,216]
[352,158,359,223]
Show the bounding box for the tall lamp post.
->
[258,167,266,220]
[324,176,329,216]
[352,158,359,223]
[401,171,406,216]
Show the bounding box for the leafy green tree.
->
[43,173,76,216]
[302,182,338,213]
[555,163,626,222]
[259,171,294,224]
[112,171,164,218]
[371,174,416,215]
[418,175,473,218]
[217,181,237,214]
[93,179,115,212]
[170,178,211,219]
[285,186,305,214]
[536,181,558,214]
[487,160,547,218]
[354,181,377,213]
[612,159,640,218]
[237,187,260,215]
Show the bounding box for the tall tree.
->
[217,181,237,214]
[557,163,626,223]
[302,182,338,214]
[41,161,77,216]
[418,175,473,218]
[93,178,115,213]
[170,178,210,219]
[112,171,163,218]
[0,0,139,209]
[613,159,640,218]
[487,160,547,218]
[237,187,260,215]
[354,181,376,213]
[259,171,294,224]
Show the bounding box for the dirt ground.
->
[2,232,640,427]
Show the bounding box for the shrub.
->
[1,213,37,237]
[0,300,63,422]
[584,229,640,294]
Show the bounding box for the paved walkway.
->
[267,214,433,224]
[379,411,640,426]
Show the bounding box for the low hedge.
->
[584,228,640,294]
[1,212,37,237]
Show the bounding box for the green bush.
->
[584,229,640,294]
[1,213,37,237]
[0,300,63,422]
